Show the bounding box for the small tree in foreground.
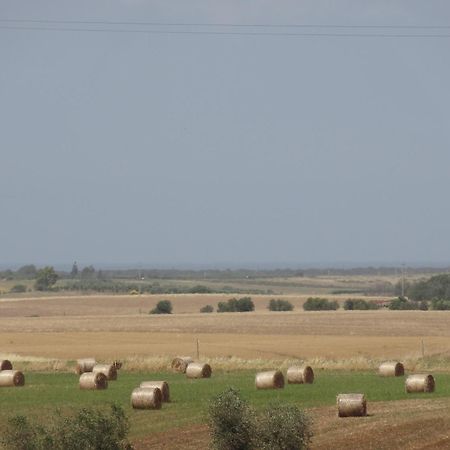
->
[209,389,313,450]
[209,388,255,450]
[256,402,313,450]
[150,300,173,314]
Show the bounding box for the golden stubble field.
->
[1,294,450,370]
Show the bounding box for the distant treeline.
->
[3,264,450,281]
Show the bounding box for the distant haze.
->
[1,1,450,268]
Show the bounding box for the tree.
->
[268,299,294,311]
[150,300,173,314]
[80,265,95,279]
[70,262,78,278]
[34,267,58,291]
[16,265,37,278]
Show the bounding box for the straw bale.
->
[140,381,170,402]
[131,387,162,409]
[287,366,314,384]
[92,364,117,381]
[0,370,25,387]
[0,360,13,371]
[171,356,193,373]
[186,362,212,379]
[79,372,108,390]
[337,393,367,417]
[255,370,285,389]
[405,374,435,393]
[378,361,404,377]
[76,358,96,375]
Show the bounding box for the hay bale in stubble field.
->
[92,364,117,381]
[79,372,108,390]
[378,361,404,377]
[0,360,13,371]
[337,393,367,417]
[140,381,170,402]
[76,358,96,375]
[186,362,212,379]
[255,370,285,389]
[171,356,194,373]
[0,370,25,387]
[287,366,314,384]
[405,374,435,393]
[131,387,162,409]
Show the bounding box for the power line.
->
[1,18,450,29]
[1,24,450,38]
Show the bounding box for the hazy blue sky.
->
[1,1,450,268]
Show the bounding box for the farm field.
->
[1,371,450,449]
[2,284,450,448]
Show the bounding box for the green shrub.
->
[388,296,420,310]
[150,300,173,314]
[200,304,214,313]
[217,297,254,313]
[1,404,132,450]
[431,299,450,310]
[268,299,294,311]
[209,388,255,450]
[9,284,27,293]
[303,297,339,311]
[343,299,380,310]
[34,266,58,291]
[256,403,313,450]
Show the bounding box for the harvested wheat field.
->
[1,295,450,369]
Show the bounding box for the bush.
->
[256,403,313,450]
[209,388,255,450]
[343,299,380,310]
[303,297,339,311]
[217,297,254,313]
[268,299,294,311]
[150,300,173,314]
[1,404,132,450]
[9,284,27,293]
[200,304,214,313]
[431,299,450,310]
[388,296,422,310]
[208,389,313,450]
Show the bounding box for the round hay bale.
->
[405,374,435,393]
[171,356,193,373]
[79,372,108,390]
[92,364,117,381]
[186,362,212,379]
[0,360,13,371]
[131,387,162,410]
[76,358,96,375]
[255,370,285,389]
[287,366,314,384]
[0,370,25,387]
[140,381,170,402]
[337,393,367,417]
[378,361,404,377]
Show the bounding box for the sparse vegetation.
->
[303,297,339,311]
[388,297,427,310]
[268,299,294,311]
[200,304,214,313]
[9,284,27,293]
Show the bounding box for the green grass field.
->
[1,370,449,443]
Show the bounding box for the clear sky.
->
[1,1,450,268]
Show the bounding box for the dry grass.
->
[2,294,450,372]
